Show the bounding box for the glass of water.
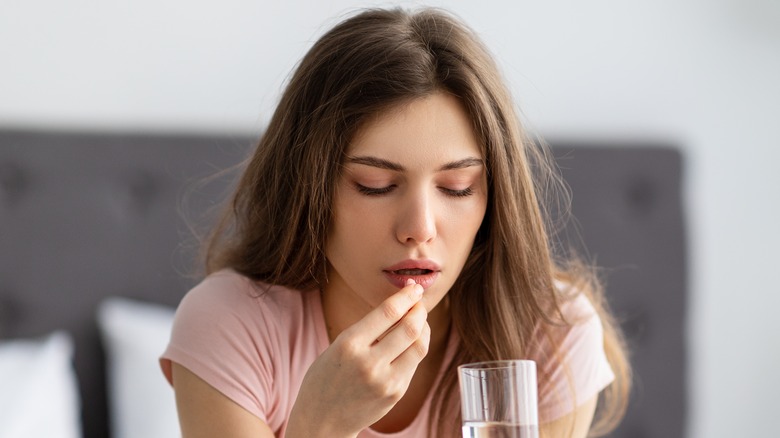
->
[458,360,539,438]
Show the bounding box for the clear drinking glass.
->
[458,360,539,438]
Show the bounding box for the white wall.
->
[2,1,778,436]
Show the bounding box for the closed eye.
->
[356,183,474,197]
[440,187,474,197]
[355,183,395,196]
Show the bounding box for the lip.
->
[383,259,441,290]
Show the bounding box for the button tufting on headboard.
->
[620,307,650,346]
[625,178,658,217]
[125,170,162,215]
[0,161,30,207]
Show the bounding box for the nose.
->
[395,192,437,245]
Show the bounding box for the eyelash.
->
[355,184,474,198]
[356,184,395,196]
[441,187,474,197]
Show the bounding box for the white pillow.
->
[0,331,82,438]
[97,297,179,438]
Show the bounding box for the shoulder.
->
[541,282,606,362]
[553,279,599,323]
[180,269,272,308]
[169,269,322,359]
[177,269,253,310]
[555,292,606,358]
[177,269,308,323]
[534,282,615,422]
[163,270,325,428]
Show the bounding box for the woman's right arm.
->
[171,281,429,438]
[172,362,275,438]
[286,280,430,437]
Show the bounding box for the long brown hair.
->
[204,7,630,436]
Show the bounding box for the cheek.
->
[445,197,487,233]
[443,201,487,260]
[333,192,379,231]
[329,193,385,253]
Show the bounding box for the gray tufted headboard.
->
[551,142,687,438]
[0,130,686,438]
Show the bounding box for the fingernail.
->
[413,284,423,298]
[405,278,415,286]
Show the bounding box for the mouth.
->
[383,260,441,290]
[389,268,434,276]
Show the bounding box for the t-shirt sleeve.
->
[536,294,615,423]
[160,272,279,424]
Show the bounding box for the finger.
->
[390,320,431,370]
[371,301,428,359]
[349,280,424,342]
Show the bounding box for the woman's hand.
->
[286,280,430,438]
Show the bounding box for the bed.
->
[0,130,686,437]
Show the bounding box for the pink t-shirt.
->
[161,270,614,436]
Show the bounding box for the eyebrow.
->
[346,156,483,172]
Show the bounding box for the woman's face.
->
[325,92,488,322]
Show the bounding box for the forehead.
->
[347,93,482,160]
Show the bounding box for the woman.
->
[161,7,630,438]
